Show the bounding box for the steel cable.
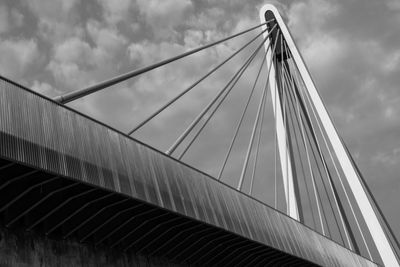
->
[54,20,275,104]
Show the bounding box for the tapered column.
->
[260,4,399,266]
[260,21,299,221]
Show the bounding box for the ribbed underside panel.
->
[0,76,377,267]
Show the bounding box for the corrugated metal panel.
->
[0,77,377,267]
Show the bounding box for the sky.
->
[0,0,400,260]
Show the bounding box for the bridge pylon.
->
[260,4,399,267]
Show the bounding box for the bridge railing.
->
[0,74,379,266]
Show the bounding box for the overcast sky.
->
[1,0,400,257]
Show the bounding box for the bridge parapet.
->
[0,76,377,266]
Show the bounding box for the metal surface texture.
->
[0,76,377,266]
[260,4,399,266]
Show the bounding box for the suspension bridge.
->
[0,4,398,267]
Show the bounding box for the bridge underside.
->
[0,156,315,266]
[0,76,377,266]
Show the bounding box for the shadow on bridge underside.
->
[0,157,314,266]
[0,76,376,266]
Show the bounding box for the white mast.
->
[259,4,399,266]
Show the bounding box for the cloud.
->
[47,37,94,90]
[288,0,339,43]
[385,0,400,11]
[302,34,346,72]
[381,49,400,73]
[124,27,252,152]
[183,30,204,48]
[0,4,24,34]
[0,5,10,34]
[97,0,133,25]
[0,38,38,79]
[136,0,193,39]
[187,7,225,31]
[86,20,127,63]
[10,8,24,28]
[285,0,344,78]
[48,61,87,91]
[31,80,60,97]
[126,37,221,105]
[128,41,185,65]
[53,37,94,67]
[372,147,400,166]
[24,0,77,19]
[47,20,128,92]
[24,0,79,43]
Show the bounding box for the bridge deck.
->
[0,76,377,266]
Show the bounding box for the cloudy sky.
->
[1,0,400,258]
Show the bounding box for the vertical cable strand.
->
[177,42,264,160]
[217,30,281,180]
[274,55,278,209]
[286,61,326,236]
[54,20,275,104]
[290,54,373,259]
[237,65,269,191]
[280,64,317,229]
[282,64,345,245]
[249,68,269,195]
[283,65,335,238]
[166,33,270,155]
[128,24,277,135]
[279,34,291,215]
[283,44,354,250]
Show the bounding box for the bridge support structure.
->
[260,4,399,267]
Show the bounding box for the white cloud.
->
[288,0,339,45]
[358,40,400,74]
[382,50,400,73]
[384,106,395,119]
[286,0,348,83]
[86,20,127,63]
[31,80,59,97]
[0,4,10,34]
[10,8,24,28]
[47,21,128,91]
[0,4,24,34]
[386,0,400,11]
[53,37,93,67]
[187,7,225,31]
[183,30,204,48]
[47,37,94,90]
[373,147,400,165]
[97,0,133,25]
[378,95,400,120]
[24,0,79,43]
[127,40,192,101]
[0,38,38,78]
[302,34,345,70]
[128,41,185,65]
[137,0,193,39]
[25,0,77,18]
[124,34,237,141]
[48,60,89,91]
